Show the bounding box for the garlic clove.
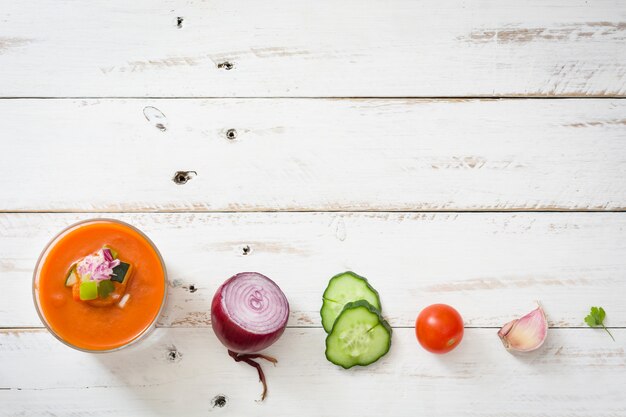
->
[498,304,548,352]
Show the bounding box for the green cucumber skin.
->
[320,271,382,333]
[325,300,392,369]
[110,262,130,283]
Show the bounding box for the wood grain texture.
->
[0,0,625,97]
[0,328,624,417]
[2,212,625,328]
[1,98,625,212]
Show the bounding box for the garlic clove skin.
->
[498,304,548,352]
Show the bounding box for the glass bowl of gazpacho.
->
[33,219,167,352]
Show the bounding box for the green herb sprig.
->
[584,306,615,341]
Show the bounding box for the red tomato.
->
[415,304,464,354]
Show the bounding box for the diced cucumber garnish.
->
[321,271,381,333]
[79,281,98,301]
[98,280,115,298]
[65,265,78,287]
[110,262,131,283]
[325,300,392,369]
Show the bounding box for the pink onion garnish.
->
[76,248,120,281]
[102,248,113,262]
[211,272,289,400]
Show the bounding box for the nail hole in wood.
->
[225,129,237,140]
[242,245,251,255]
[176,17,184,28]
[211,395,227,408]
[217,61,234,70]
[173,171,197,185]
[188,284,197,293]
[166,346,183,363]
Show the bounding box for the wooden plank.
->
[0,0,625,97]
[1,98,625,212]
[0,328,624,417]
[2,212,625,328]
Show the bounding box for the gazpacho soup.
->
[33,219,167,351]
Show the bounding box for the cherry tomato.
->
[415,304,464,354]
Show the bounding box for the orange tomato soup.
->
[35,220,166,351]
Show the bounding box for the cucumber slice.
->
[321,271,381,333]
[110,262,131,283]
[325,300,392,369]
[64,265,78,287]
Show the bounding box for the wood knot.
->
[188,284,197,293]
[225,129,237,140]
[242,245,251,255]
[211,395,227,408]
[176,17,184,28]
[217,61,234,70]
[173,171,197,184]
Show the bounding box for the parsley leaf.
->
[584,306,614,341]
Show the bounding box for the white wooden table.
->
[1,1,626,416]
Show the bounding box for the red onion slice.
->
[222,272,289,335]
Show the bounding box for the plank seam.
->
[1,96,626,100]
[2,210,625,214]
[2,326,625,330]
